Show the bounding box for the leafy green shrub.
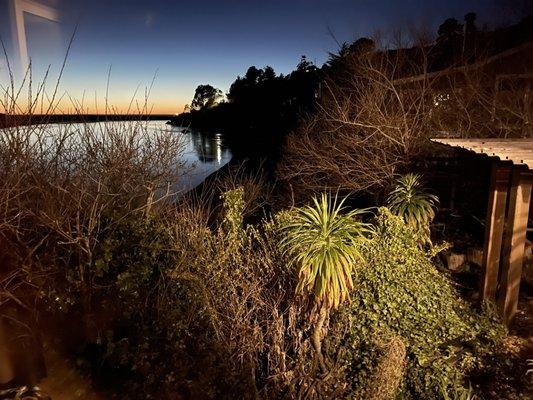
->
[80,210,251,398]
[42,206,234,398]
[439,376,476,400]
[86,187,300,398]
[96,217,176,303]
[220,186,245,240]
[331,208,504,399]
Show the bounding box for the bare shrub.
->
[280,38,532,195]
[281,44,434,194]
[159,188,353,399]
[213,162,273,219]
[0,58,185,337]
[168,189,299,397]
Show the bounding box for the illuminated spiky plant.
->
[280,193,370,371]
[387,174,438,242]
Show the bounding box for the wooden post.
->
[498,166,532,324]
[481,163,511,302]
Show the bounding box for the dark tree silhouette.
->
[437,18,463,42]
[244,66,262,84]
[323,38,375,78]
[435,18,464,68]
[171,59,321,171]
[349,37,375,54]
[296,55,316,72]
[260,66,276,83]
[463,12,478,60]
[191,84,223,110]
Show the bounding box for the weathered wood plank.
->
[481,163,511,302]
[431,138,533,169]
[497,167,533,324]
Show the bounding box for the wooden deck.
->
[432,138,533,325]
[431,138,533,169]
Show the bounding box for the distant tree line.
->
[170,56,322,169]
[171,13,532,174]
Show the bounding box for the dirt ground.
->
[38,343,103,400]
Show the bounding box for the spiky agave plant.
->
[439,378,477,400]
[280,193,370,371]
[387,174,438,243]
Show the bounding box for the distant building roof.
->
[431,138,533,169]
[393,41,533,86]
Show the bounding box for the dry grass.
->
[0,52,187,386]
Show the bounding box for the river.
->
[1,119,233,193]
[152,121,233,190]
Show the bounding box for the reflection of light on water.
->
[172,123,232,192]
[214,133,222,163]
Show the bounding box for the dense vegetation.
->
[332,208,504,399]
[0,122,526,397]
[1,11,532,400]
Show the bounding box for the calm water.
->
[150,121,233,191]
[2,120,232,193]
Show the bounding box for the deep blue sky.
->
[2,0,529,113]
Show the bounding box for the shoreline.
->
[0,114,174,129]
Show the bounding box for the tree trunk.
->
[312,304,328,373]
[364,335,406,400]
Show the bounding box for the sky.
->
[0,0,529,114]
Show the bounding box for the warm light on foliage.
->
[280,193,370,309]
[387,173,438,241]
[333,208,505,399]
